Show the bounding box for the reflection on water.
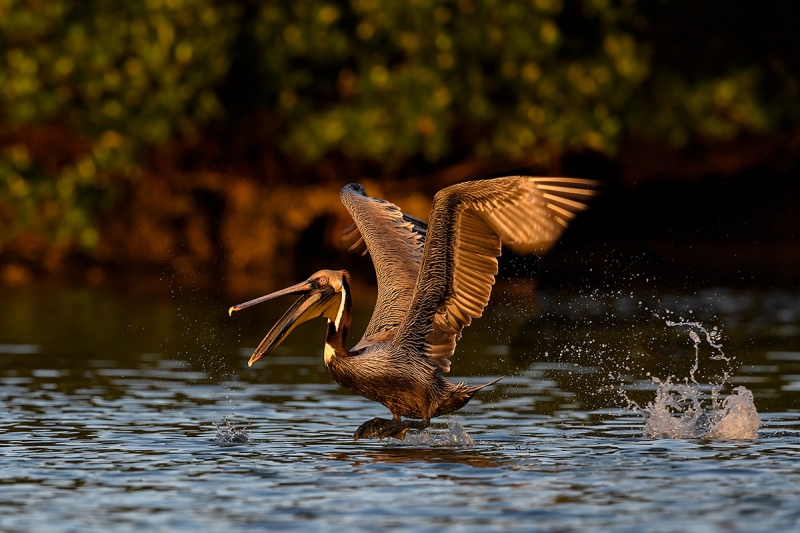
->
[1,284,800,531]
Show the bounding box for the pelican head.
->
[229,269,349,366]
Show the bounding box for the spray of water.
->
[388,419,475,448]
[631,321,760,440]
[213,415,252,444]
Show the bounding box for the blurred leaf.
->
[0,0,797,259]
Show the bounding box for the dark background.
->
[0,0,797,291]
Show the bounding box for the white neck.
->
[324,343,335,364]
[332,288,347,330]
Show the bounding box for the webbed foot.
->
[353,417,429,441]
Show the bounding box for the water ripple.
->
[1,287,800,531]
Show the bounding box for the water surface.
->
[1,284,799,531]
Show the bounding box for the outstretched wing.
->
[391,176,597,371]
[340,183,427,340]
[342,212,427,256]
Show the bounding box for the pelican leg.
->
[353,417,430,441]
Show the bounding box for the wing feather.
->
[340,184,427,339]
[392,176,597,372]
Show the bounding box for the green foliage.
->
[253,0,648,164]
[0,0,796,253]
[0,0,237,246]
[633,69,775,148]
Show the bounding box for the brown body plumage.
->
[230,176,596,440]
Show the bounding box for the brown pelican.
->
[229,177,596,440]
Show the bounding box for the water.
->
[633,320,760,440]
[1,284,800,531]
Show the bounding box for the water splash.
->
[213,415,252,444]
[388,419,475,448]
[705,386,761,439]
[634,321,760,440]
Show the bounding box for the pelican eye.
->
[318,276,329,285]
